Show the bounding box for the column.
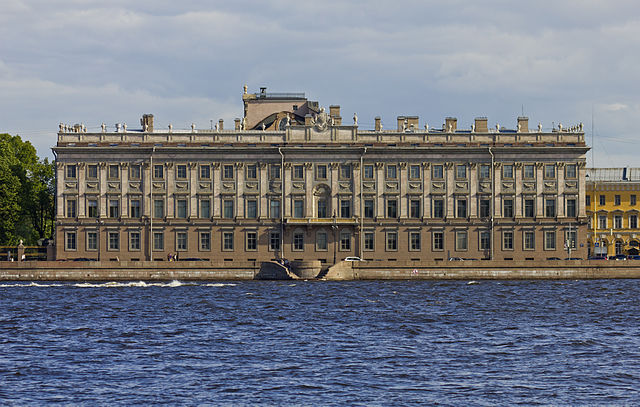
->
[121,163,129,217]
[305,163,313,217]
[330,162,339,217]
[494,163,503,218]
[423,163,431,219]
[259,163,268,218]
[213,163,221,218]
[189,162,198,218]
[78,163,86,217]
[56,163,65,218]
[99,163,107,217]
[283,163,292,218]
[166,162,174,218]
[514,163,522,218]
[353,161,361,220]
[446,162,455,218]
[536,163,544,217]
[557,162,565,217]
[375,162,385,218]
[236,163,244,218]
[578,162,587,217]
[469,163,478,218]
[143,163,151,217]
[399,162,408,218]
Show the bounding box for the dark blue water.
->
[1,280,639,405]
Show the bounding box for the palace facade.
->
[53,87,589,264]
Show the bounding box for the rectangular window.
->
[544,164,556,179]
[524,198,534,218]
[340,199,351,218]
[615,195,621,206]
[630,215,638,229]
[293,232,304,251]
[410,231,421,251]
[200,165,210,180]
[223,200,234,219]
[176,164,187,179]
[108,231,119,250]
[176,232,188,250]
[433,231,444,251]
[502,164,514,179]
[432,165,444,180]
[433,198,444,219]
[223,164,234,180]
[480,198,491,218]
[503,231,514,250]
[130,199,141,218]
[340,231,351,251]
[109,199,119,218]
[565,164,577,179]
[586,195,591,206]
[364,232,375,251]
[246,164,257,180]
[108,164,119,180]
[456,164,467,179]
[246,199,257,219]
[154,164,164,179]
[387,199,398,218]
[270,231,280,251]
[246,231,257,251]
[270,164,281,180]
[363,165,374,180]
[87,165,98,179]
[130,164,141,180]
[66,164,77,179]
[409,165,421,180]
[545,198,556,217]
[200,199,211,219]
[65,231,77,250]
[503,198,514,218]
[293,165,304,180]
[545,231,556,250]
[457,198,467,218]
[130,232,140,251]
[200,232,211,251]
[153,199,164,218]
[87,231,97,250]
[364,199,374,218]
[386,165,397,180]
[598,215,607,229]
[480,231,491,250]
[317,199,327,218]
[340,164,351,180]
[316,165,327,180]
[153,232,164,251]
[566,199,577,218]
[480,164,491,179]
[456,231,468,251]
[410,199,421,218]
[631,195,637,206]
[176,199,187,219]
[524,231,535,250]
[316,231,328,251]
[599,195,606,206]
[614,215,622,229]
[294,199,304,218]
[270,199,281,219]
[222,231,234,251]
[66,199,77,218]
[386,231,398,251]
[523,164,535,179]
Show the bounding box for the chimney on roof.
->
[375,116,382,131]
[141,114,154,132]
[517,117,529,133]
[474,117,488,133]
[305,114,313,126]
[234,118,241,130]
[445,117,457,133]
[218,119,224,131]
[329,105,342,125]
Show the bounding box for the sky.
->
[2,0,640,166]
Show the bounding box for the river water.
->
[1,279,639,405]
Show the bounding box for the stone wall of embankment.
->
[3,259,640,281]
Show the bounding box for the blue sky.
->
[2,0,640,165]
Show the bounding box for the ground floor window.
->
[200,232,211,251]
[409,231,421,251]
[433,231,444,251]
[523,231,535,250]
[108,232,119,250]
[87,231,98,251]
[479,231,490,250]
[386,231,398,251]
[222,231,234,251]
[153,232,164,251]
[246,231,257,251]
[129,231,140,251]
[364,232,375,251]
[502,231,513,250]
[65,231,77,251]
[456,230,468,251]
[545,231,556,250]
[340,231,351,251]
[316,231,328,251]
[293,231,304,251]
[270,231,280,251]
[176,232,188,251]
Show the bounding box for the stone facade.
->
[53,88,589,264]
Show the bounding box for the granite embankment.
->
[2,259,640,281]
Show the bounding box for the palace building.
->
[53,87,589,264]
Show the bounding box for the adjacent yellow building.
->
[586,168,640,257]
